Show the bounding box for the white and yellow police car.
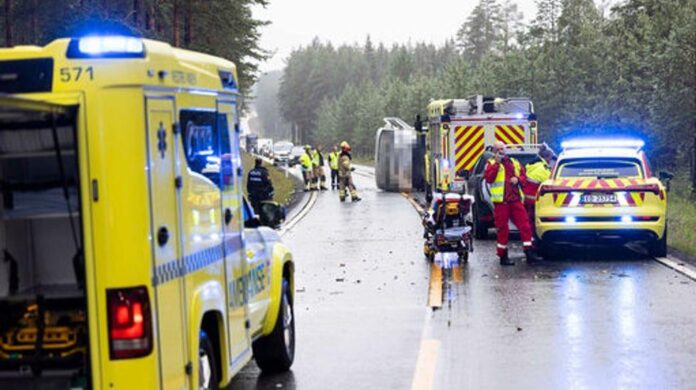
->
[535,140,669,257]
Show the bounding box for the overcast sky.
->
[252,0,540,72]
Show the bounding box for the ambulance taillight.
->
[107,287,153,359]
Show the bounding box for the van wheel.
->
[199,331,219,390]
[473,207,488,240]
[649,225,667,258]
[252,279,295,373]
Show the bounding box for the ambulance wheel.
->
[649,225,667,258]
[253,279,295,373]
[198,331,219,390]
[473,207,488,240]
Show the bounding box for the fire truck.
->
[375,96,538,197]
[424,96,538,196]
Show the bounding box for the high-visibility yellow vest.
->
[525,160,551,184]
[311,150,320,166]
[489,157,524,203]
[300,153,313,169]
[424,153,430,184]
[328,151,339,170]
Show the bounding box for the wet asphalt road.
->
[229,167,696,390]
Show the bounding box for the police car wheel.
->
[199,331,219,390]
[537,239,555,260]
[252,278,295,373]
[649,224,668,258]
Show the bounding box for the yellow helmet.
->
[340,141,350,149]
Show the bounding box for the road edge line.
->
[653,255,696,281]
[280,191,318,237]
[401,192,425,214]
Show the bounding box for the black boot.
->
[500,252,515,266]
[525,250,542,264]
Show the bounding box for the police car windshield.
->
[558,159,642,179]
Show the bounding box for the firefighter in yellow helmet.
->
[299,144,315,191]
[338,141,361,202]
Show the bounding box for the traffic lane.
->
[430,240,696,389]
[228,171,430,389]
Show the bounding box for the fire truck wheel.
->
[252,278,295,373]
[199,330,219,390]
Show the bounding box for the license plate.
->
[581,194,617,204]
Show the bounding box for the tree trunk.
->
[147,2,155,31]
[183,0,192,46]
[172,0,180,46]
[4,0,13,47]
[132,0,140,28]
[31,0,38,43]
[155,0,163,34]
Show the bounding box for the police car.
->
[535,140,669,257]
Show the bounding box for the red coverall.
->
[484,157,534,257]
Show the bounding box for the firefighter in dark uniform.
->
[247,157,274,214]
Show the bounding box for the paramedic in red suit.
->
[484,141,542,265]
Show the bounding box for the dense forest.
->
[272,0,695,173]
[0,0,268,95]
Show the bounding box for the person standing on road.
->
[328,145,340,190]
[484,141,541,265]
[247,157,274,214]
[312,144,328,191]
[523,146,556,231]
[299,145,315,192]
[338,141,361,202]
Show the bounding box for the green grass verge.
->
[667,173,696,256]
[241,153,296,206]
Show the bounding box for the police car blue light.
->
[561,139,644,150]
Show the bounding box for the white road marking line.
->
[653,255,696,281]
[279,191,318,237]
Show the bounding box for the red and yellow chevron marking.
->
[454,125,484,172]
[551,178,647,207]
[494,125,525,145]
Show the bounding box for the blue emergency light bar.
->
[561,139,644,150]
[67,35,145,59]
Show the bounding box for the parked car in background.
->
[273,141,294,166]
[289,146,305,167]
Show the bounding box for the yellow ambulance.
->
[0,35,295,389]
